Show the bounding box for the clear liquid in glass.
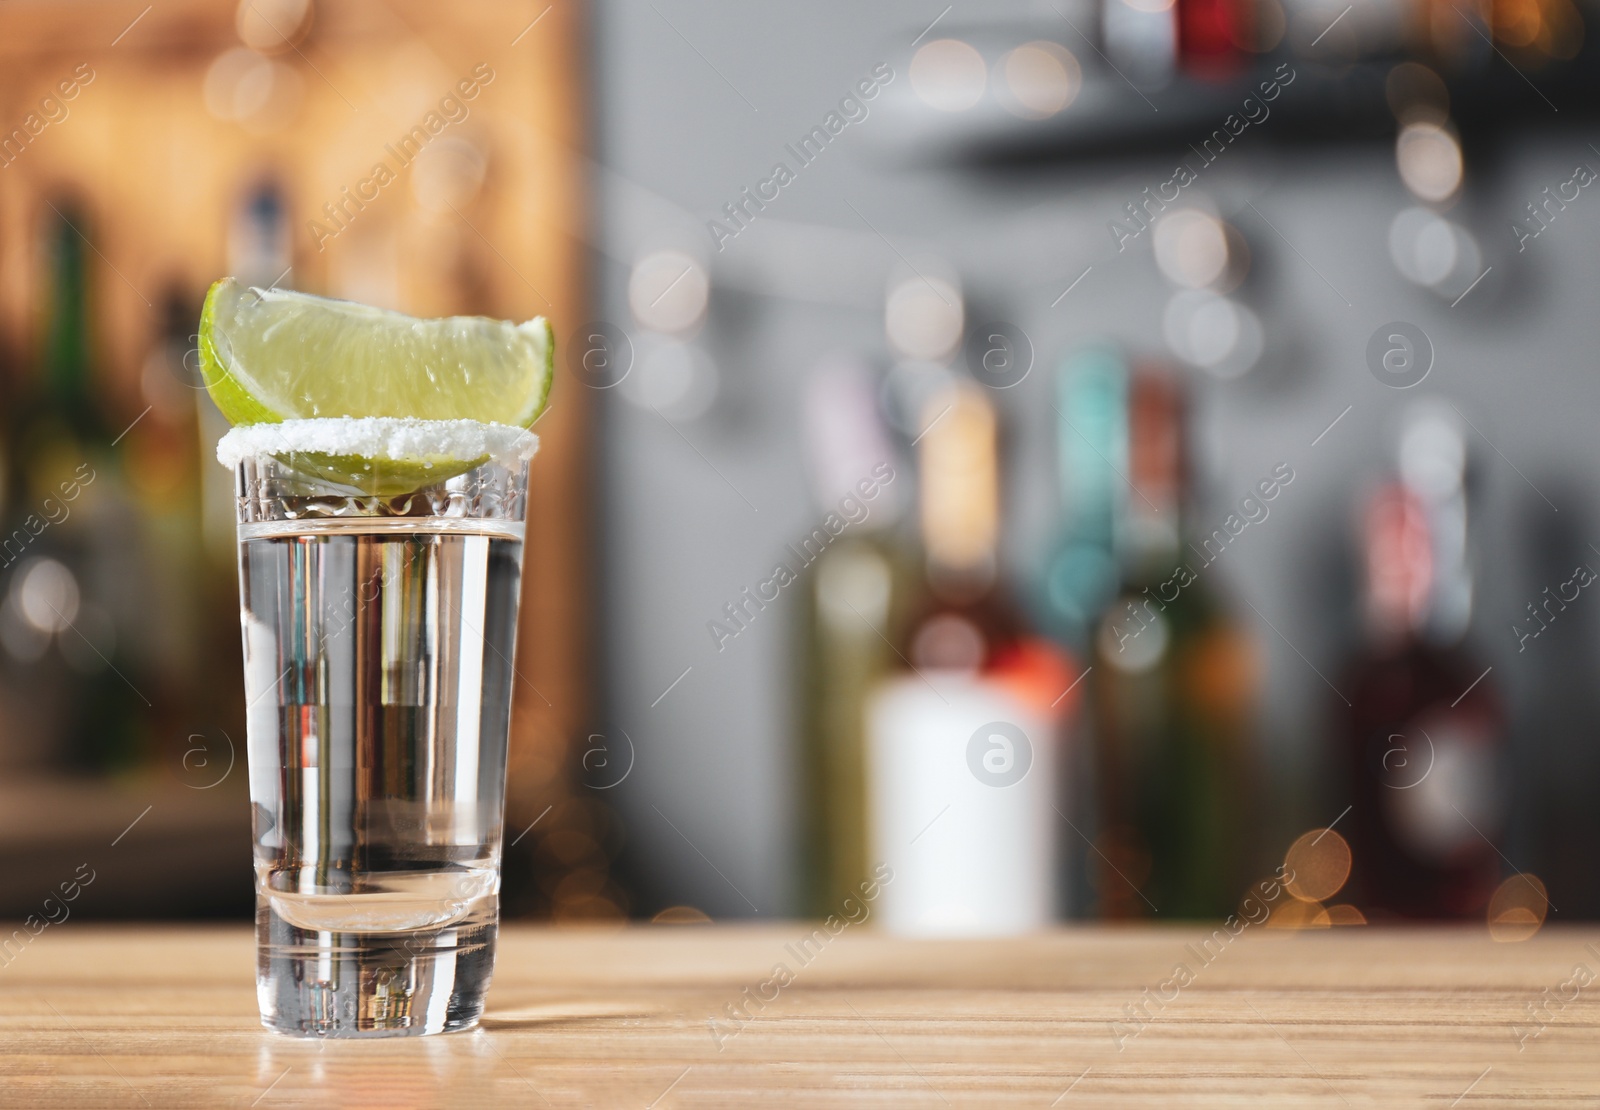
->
[239,517,523,1036]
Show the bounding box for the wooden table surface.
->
[0,923,1597,1107]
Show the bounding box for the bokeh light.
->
[1162,290,1263,379]
[1153,208,1230,289]
[910,39,988,112]
[1488,873,1550,942]
[1388,207,1483,298]
[410,137,488,214]
[235,0,314,54]
[203,49,304,132]
[1385,63,1450,125]
[628,250,710,335]
[652,905,713,924]
[1396,123,1464,203]
[999,42,1082,119]
[1284,828,1352,903]
[16,557,79,634]
[1267,899,1331,928]
[886,274,964,361]
[621,340,719,421]
[1389,207,1460,286]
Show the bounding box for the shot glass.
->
[226,420,534,1036]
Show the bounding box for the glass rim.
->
[231,448,531,526]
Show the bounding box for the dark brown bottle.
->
[1343,450,1503,918]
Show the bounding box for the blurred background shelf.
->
[3,0,1600,937]
[869,41,1600,166]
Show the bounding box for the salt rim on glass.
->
[215,417,540,470]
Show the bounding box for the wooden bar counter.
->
[0,924,1596,1106]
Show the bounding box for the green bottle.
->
[1,204,144,771]
[796,357,912,916]
[1089,365,1256,918]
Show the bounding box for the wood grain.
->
[0,924,1596,1107]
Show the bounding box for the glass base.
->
[256,902,498,1038]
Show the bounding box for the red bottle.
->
[1177,0,1248,78]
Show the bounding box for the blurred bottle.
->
[1040,347,1125,652]
[1341,407,1502,919]
[796,357,913,916]
[1037,350,1125,916]
[1090,364,1256,918]
[229,179,291,289]
[0,203,146,771]
[1103,0,1178,87]
[905,380,1020,674]
[128,287,218,755]
[1176,0,1247,77]
[867,380,1078,935]
[1098,0,1241,79]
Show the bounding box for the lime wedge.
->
[198,278,553,428]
